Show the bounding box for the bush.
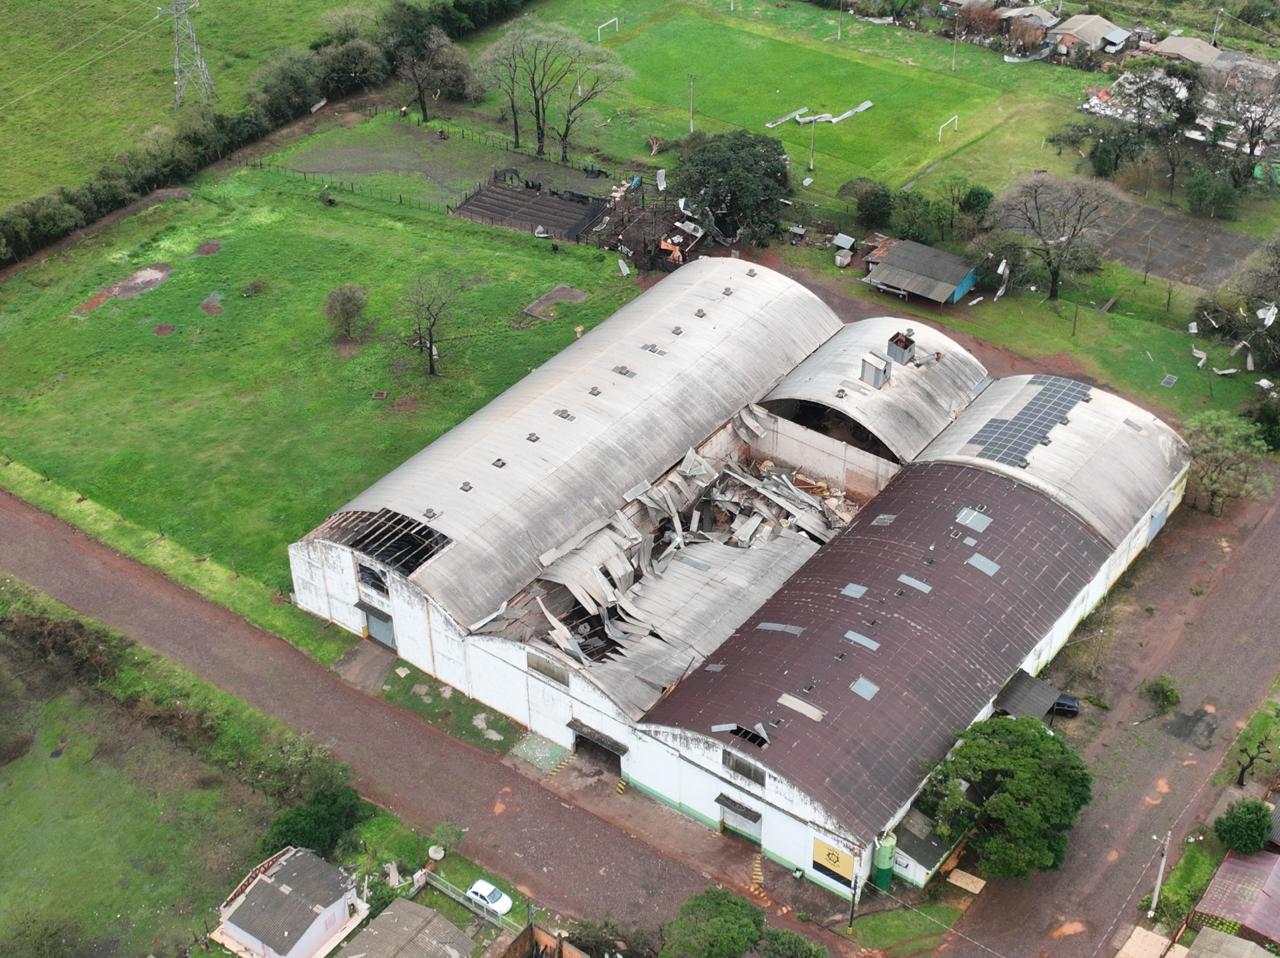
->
[840,177,894,230]
[1214,799,1272,853]
[316,38,390,98]
[366,877,400,919]
[959,184,994,218]
[262,785,367,858]
[1142,674,1181,714]
[324,284,370,340]
[760,927,827,958]
[661,890,764,958]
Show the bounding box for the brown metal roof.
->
[1197,850,1280,945]
[644,461,1111,843]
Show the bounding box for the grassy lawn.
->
[0,0,337,207]
[844,902,962,957]
[1213,696,1280,788]
[785,244,1257,424]
[0,642,274,955]
[383,661,523,755]
[0,170,636,661]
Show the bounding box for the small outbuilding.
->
[1195,850,1280,948]
[862,239,977,305]
[340,898,476,958]
[1154,35,1226,68]
[211,847,366,958]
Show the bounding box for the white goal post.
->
[938,115,959,143]
[597,17,619,42]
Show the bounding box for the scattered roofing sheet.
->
[314,259,842,628]
[1196,850,1280,945]
[919,375,1189,546]
[762,317,990,462]
[224,849,349,956]
[645,461,1112,843]
[862,241,974,304]
[993,669,1060,719]
[341,898,475,958]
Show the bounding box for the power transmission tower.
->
[171,0,213,111]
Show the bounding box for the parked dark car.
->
[1050,692,1081,718]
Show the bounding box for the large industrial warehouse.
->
[289,258,1189,897]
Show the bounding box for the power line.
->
[0,13,167,115]
[859,882,1017,958]
[0,0,157,94]
[171,0,214,111]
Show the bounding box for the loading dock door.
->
[716,793,762,844]
[365,607,396,650]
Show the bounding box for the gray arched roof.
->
[917,375,1189,545]
[761,318,990,462]
[327,258,844,628]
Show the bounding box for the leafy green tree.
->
[1186,169,1239,219]
[366,877,400,918]
[893,190,946,244]
[1142,674,1181,715]
[959,184,994,218]
[841,177,894,230]
[925,717,1092,879]
[1214,799,1273,853]
[660,890,764,958]
[939,173,970,231]
[1184,411,1274,516]
[262,785,366,858]
[672,131,790,245]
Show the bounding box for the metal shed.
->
[862,240,977,305]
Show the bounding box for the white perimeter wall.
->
[748,409,900,499]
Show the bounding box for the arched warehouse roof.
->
[760,318,990,462]
[310,258,844,628]
[917,374,1189,546]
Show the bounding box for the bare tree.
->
[1007,18,1045,53]
[320,5,376,43]
[398,274,460,378]
[995,174,1112,299]
[516,24,581,157]
[938,173,970,233]
[479,19,529,150]
[1222,83,1280,162]
[957,1,1001,36]
[554,55,631,163]
[397,26,477,120]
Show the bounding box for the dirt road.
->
[0,490,709,928]
[944,490,1280,958]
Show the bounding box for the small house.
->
[1194,849,1280,948]
[1049,14,1131,54]
[1154,35,1226,68]
[862,238,977,305]
[211,847,367,958]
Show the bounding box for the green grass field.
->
[458,0,1104,205]
[0,0,338,207]
[0,170,636,658]
[844,901,962,956]
[0,646,274,955]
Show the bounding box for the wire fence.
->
[422,870,527,935]
[234,157,459,214]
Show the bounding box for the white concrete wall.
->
[283,899,348,958]
[748,410,900,499]
[633,726,870,897]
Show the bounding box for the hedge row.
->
[0,0,529,267]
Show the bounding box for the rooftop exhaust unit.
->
[860,351,892,390]
[887,329,916,365]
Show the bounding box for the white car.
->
[466,878,513,916]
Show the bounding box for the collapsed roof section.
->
[917,374,1189,546]
[644,460,1113,843]
[477,449,850,719]
[318,258,843,628]
[761,319,991,462]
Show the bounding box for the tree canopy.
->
[994,174,1113,299]
[672,130,789,246]
[1184,410,1274,515]
[925,717,1092,879]
[1214,799,1273,854]
[660,890,766,958]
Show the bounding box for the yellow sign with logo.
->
[812,837,854,883]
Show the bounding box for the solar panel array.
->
[967,374,1091,467]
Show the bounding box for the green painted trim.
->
[763,849,800,872]
[624,775,719,830]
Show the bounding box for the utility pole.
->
[1212,7,1223,46]
[809,118,817,172]
[838,0,844,41]
[952,19,959,72]
[688,74,697,133]
[1147,830,1173,919]
[172,0,214,111]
